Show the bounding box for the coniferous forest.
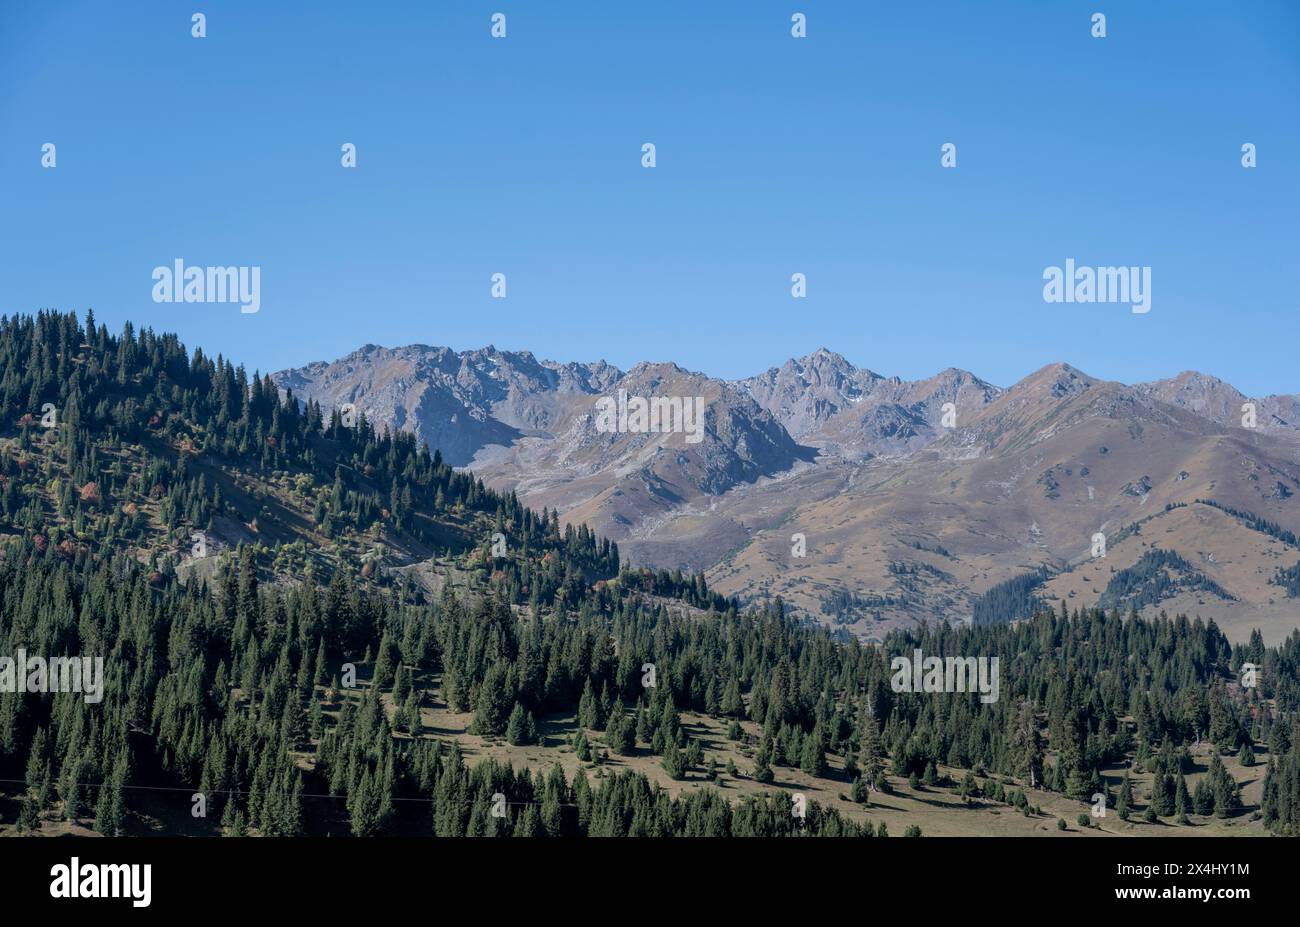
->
[2,311,1299,838]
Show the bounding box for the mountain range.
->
[9,311,1295,842]
[274,345,1300,644]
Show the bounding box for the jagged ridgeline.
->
[2,311,1300,838]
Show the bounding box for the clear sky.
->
[1,1,1297,394]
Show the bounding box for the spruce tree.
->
[662,741,685,780]
[506,702,531,746]
[752,737,775,784]
[801,729,829,778]
[1192,776,1214,815]
[578,679,600,730]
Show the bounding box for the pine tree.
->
[635,702,652,744]
[1008,700,1044,789]
[574,728,591,761]
[393,663,410,704]
[752,737,775,784]
[506,702,534,746]
[1174,772,1191,824]
[721,677,744,717]
[598,683,614,733]
[17,796,41,834]
[403,688,421,737]
[472,664,513,736]
[309,696,325,740]
[349,769,381,836]
[605,708,634,756]
[1149,767,1171,817]
[801,729,829,777]
[857,712,884,788]
[662,741,685,780]
[1207,685,1240,753]
[578,679,601,730]
[1209,753,1240,817]
[1193,776,1214,815]
[850,777,869,805]
[512,804,541,837]
[25,727,48,792]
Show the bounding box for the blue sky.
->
[1,1,1297,394]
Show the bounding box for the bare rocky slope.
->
[274,347,1300,643]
